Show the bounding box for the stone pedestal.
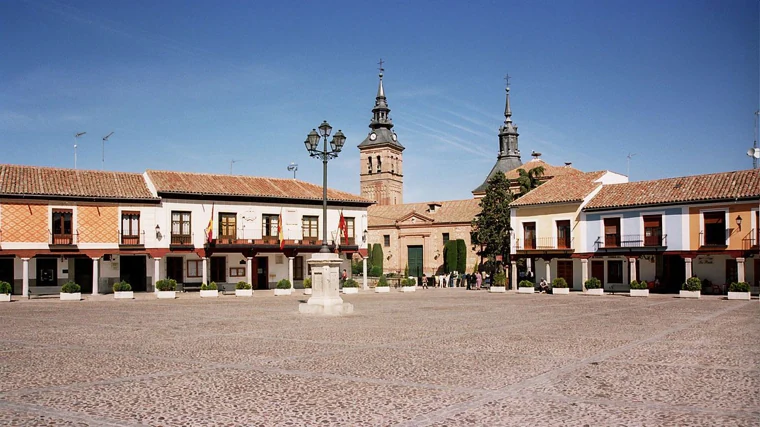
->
[299,253,353,315]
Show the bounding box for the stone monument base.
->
[300,252,354,316]
[299,301,354,315]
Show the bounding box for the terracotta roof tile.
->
[146,170,371,204]
[584,169,760,210]
[368,199,481,227]
[510,171,607,207]
[0,164,157,200]
[503,159,583,180]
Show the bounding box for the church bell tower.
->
[358,61,404,206]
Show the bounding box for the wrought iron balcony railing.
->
[49,230,78,245]
[119,230,145,246]
[595,234,667,250]
[516,237,574,250]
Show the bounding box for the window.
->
[607,260,623,284]
[345,217,355,244]
[51,209,73,244]
[121,211,140,244]
[229,267,245,277]
[262,214,279,238]
[294,256,304,280]
[219,213,236,240]
[556,220,571,249]
[302,216,319,239]
[442,233,450,244]
[523,222,536,250]
[604,217,620,247]
[643,215,662,246]
[367,157,373,174]
[383,235,390,247]
[171,211,191,245]
[703,211,726,246]
[376,155,382,173]
[187,260,202,277]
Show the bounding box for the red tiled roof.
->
[0,164,157,200]
[584,169,760,210]
[369,199,481,227]
[503,159,582,180]
[146,170,371,204]
[510,171,607,207]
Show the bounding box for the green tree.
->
[516,165,545,198]
[366,243,373,272]
[456,239,467,273]
[444,240,458,273]
[471,171,514,277]
[371,243,383,273]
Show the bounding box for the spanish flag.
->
[205,203,214,243]
[338,210,348,245]
[278,208,284,250]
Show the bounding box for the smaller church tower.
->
[358,61,404,205]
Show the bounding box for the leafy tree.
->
[371,243,383,273]
[471,171,514,277]
[366,243,373,270]
[443,240,458,273]
[516,165,545,197]
[456,239,467,273]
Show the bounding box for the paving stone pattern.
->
[0,290,758,426]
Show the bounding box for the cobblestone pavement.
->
[1,290,758,426]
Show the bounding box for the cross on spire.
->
[378,58,385,74]
[504,73,511,89]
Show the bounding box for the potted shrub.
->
[342,278,359,294]
[303,277,312,295]
[0,281,11,302]
[156,279,177,299]
[551,277,570,295]
[518,279,534,294]
[375,275,390,293]
[113,281,133,299]
[680,277,701,299]
[235,281,253,297]
[274,279,292,296]
[490,271,507,293]
[401,277,416,292]
[727,281,750,300]
[60,281,81,301]
[200,282,219,298]
[585,277,603,295]
[629,279,649,297]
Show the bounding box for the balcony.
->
[595,234,667,251]
[699,230,727,248]
[119,231,145,248]
[742,229,758,251]
[516,237,574,252]
[170,233,194,249]
[49,230,78,247]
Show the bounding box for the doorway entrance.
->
[255,257,268,289]
[0,258,14,293]
[74,258,93,294]
[407,246,423,277]
[120,256,147,292]
[662,255,685,293]
[36,258,57,287]
[591,260,604,285]
[557,260,574,288]
[211,257,226,283]
[166,257,184,284]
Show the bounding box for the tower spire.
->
[377,58,385,98]
[504,74,512,124]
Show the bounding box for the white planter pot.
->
[489,286,506,293]
[402,286,416,292]
[157,291,176,299]
[274,288,292,296]
[375,286,390,293]
[0,294,10,302]
[114,291,134,299]
[586,289,604,296]
[303,288,312,295]
[200,290,218,298]
[679,290,701,299]
[60,292,81,301]
[552,287,570,295]
[727,291,750,300]
[518,287,534,294]
[630,289,649,297]
[343,287,359,294]
[235,289,253,297]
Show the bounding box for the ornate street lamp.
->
[305,120,346,253]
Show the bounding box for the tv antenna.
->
[230,159,239,175]
[73,132,86,169]
[101,131,114,170]
[287,162,298,179]
[626,153,637,177]
[748,110,759,169]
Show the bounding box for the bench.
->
[28,287,60,299]
[177,283,202,292]
[604,284,629,294]
[219,283,237,295]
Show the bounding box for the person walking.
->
[421,273,428,289]
[475,271,482,290]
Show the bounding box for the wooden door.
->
[557,260,574,287]
[524,223,536,249]
[210,257,226,283]
[557,221,571,249]
[36,258,57,287]
[604,218,620,247]
[591,260,604,284]
[643,215,662,246]
[408,246,423,277]
[74,258,93,294]
[255,257,268,289]
[120,256,147,292]
[166,257,184,283]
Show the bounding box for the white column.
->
[581,259,589,292]
[202,257,208,284]
[362,256,368,290]
[526,258,532,274]
[246,257,253,287]
[288,257,294,289]
[153,257,161,293]
[544,260,551,283]
[684,257,692,279]
[737,257,745,283]
[629,257,637,283]
[91,257,99,295]
[22,258,30,297]
[511,260,517,291]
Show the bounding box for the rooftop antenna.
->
[287,162,298,179]
[626,153,637,177]
[101,132,114,170]
[748,110,759,169]
[230,159,239,175]
[74,132,86,169]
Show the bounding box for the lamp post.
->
[305,120,346,253]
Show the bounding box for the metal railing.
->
[516,237,574,250]
[209,227,354,246]
[595,234,667,250]
[742,229,757,250]
[119,230,145,246]
[49,230,78,245]
[170,233,193,246]
[699,230,727,247]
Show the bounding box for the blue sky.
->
[1,0,758,203]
